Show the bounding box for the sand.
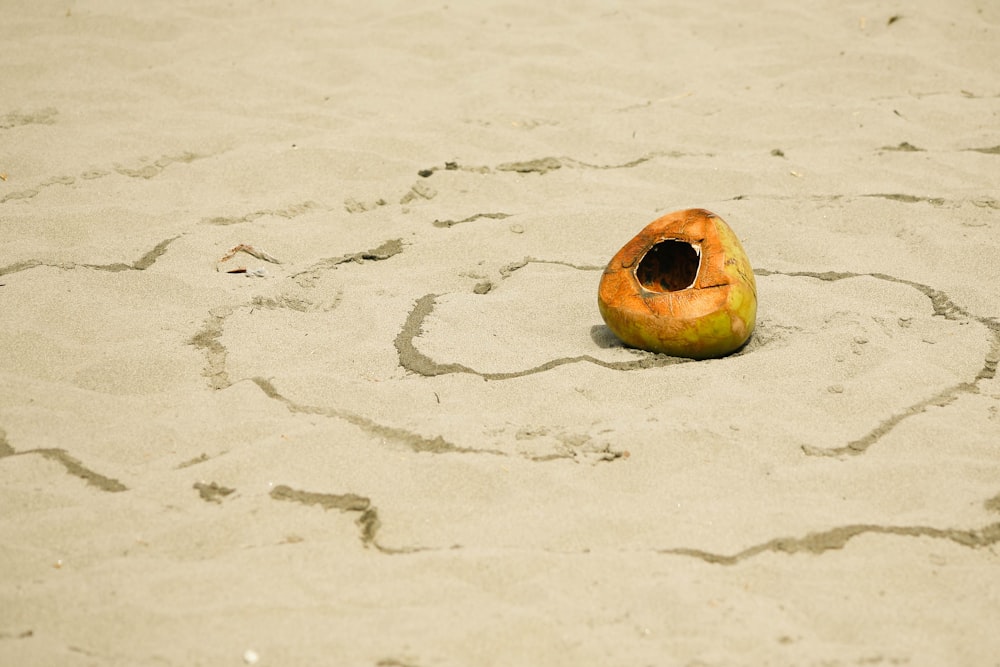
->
[2,1,999,665]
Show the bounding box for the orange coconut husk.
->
[597,208,757,359]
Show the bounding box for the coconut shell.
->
[597,208,757,359]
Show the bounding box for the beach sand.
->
[2,1,999,665]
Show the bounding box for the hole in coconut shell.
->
[635,240,700,292]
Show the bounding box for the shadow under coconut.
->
[590,323,760,358]
[589,324,625,349]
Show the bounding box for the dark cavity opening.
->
[635,240,700,292]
